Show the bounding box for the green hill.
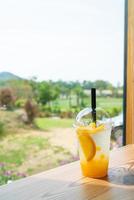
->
[0,72,21,81]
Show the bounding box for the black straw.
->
[91,88,96,124]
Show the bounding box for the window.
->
[0,0,125,185]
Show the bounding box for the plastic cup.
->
[75,108,112,178]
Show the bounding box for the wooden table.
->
[0,145,134,200]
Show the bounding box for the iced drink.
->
[75,88,112,178]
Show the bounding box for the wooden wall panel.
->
[126,0,134,144]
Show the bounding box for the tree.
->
[93,80,113,95]
[29,76,39,100]
[37,81,60,106]
[0,88,15,109]
[80,92,87,107]
[7,80,32,99]
[82,80,94,89]
[73,84,82,107]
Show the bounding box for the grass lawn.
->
[0,134,50,165]
[52,97,122,111]
[0,130,74,185]
[53,96,76,110]
[35,117,74,130]
[96,97,122,109]
[0,110,75,185]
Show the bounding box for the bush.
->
[44,111,52,117]
[51,103,61,114]
[60,111,73,118]
[0,88,15,110]
[70,107,81,115]
[0,122,5,135]
[52,107,61,114]
[106,107,122,117]
[41,105,52,112]
[37,104,53,118]
[24,100,38,124]
[15,99,26,108]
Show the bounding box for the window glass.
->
[0,0,124,184]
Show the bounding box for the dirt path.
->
[21,127,77,155]
[48,128,77,155]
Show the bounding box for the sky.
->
[0,0,124,86]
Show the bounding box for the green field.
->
[53,97,122,110]
[96,97,122,109]
[35,117,74,130]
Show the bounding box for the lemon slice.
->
[77,132,96,161]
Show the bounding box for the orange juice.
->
[77,123,111,178]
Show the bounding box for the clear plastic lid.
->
[74,107,112,128]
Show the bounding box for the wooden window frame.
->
[124,0,134,144]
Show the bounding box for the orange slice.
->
[77,132,96,161]
[96,146,101,151]
[77,124,105,134]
